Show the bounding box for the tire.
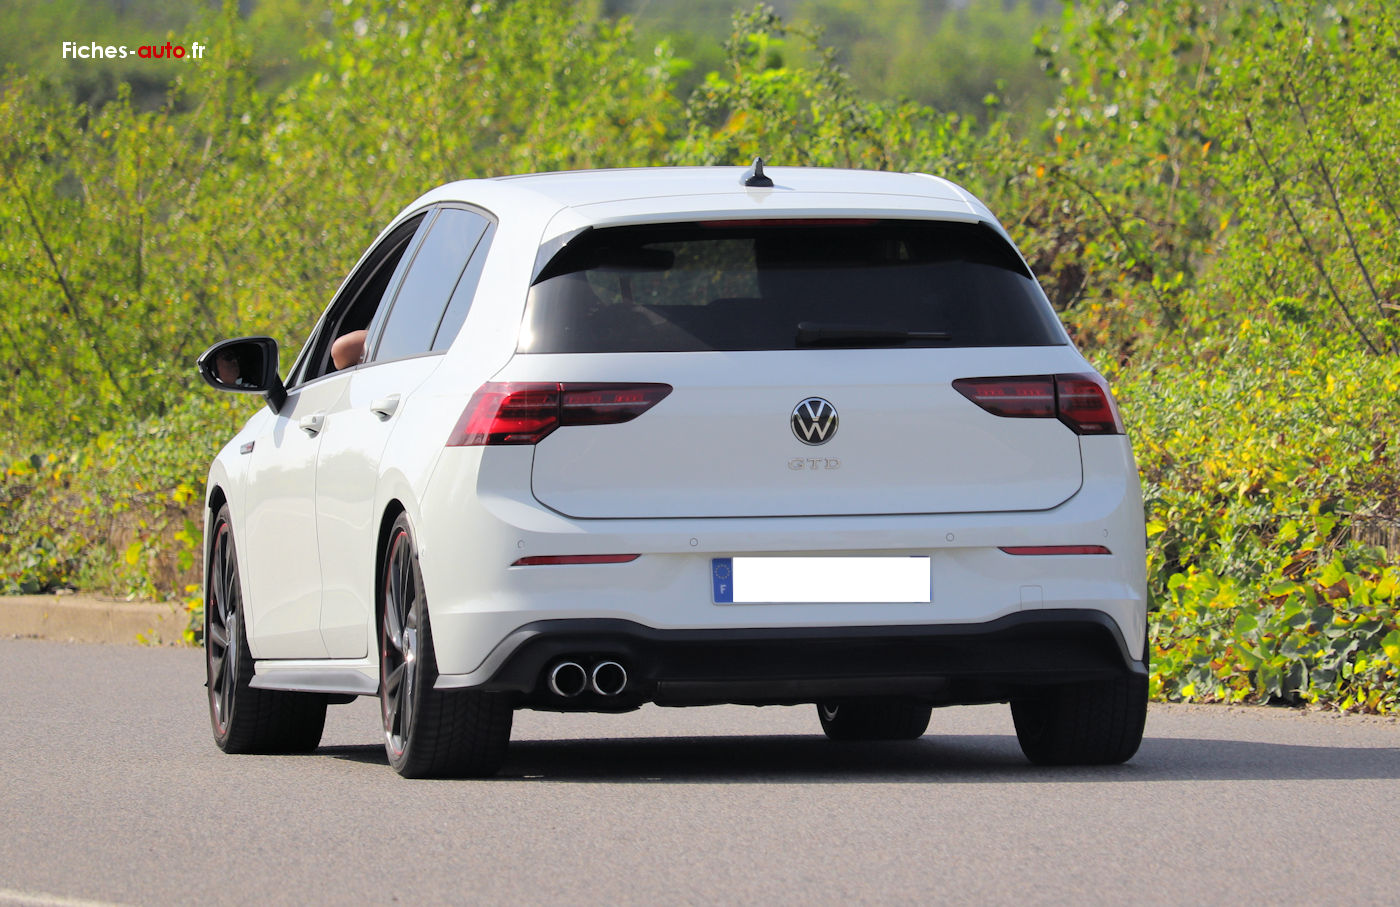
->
[205,504,327,754]
[379,513,513,778]
[1010,673,1148,766]
[817,699,932,741]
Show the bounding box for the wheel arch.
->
[205,484,229,523]
[202,484,230,601]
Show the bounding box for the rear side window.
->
[373,207,490,363]
[431,222,495,352]
[518,220,1064,353]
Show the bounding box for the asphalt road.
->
[1,638,1398,906]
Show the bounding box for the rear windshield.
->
[518,219,1064,353]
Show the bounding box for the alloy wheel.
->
[206,519,240,735]
[381,527,420,757]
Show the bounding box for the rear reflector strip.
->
[511,554,641,566]
[998,545,1112,556]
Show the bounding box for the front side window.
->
[292,213,428,384]
[519,219,1065,353]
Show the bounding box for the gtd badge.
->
[791,397,838,445]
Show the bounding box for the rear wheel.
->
[817,699,932,741]
[379,513,513,778]
[205,504,326,754]
[1010,674,1147,766]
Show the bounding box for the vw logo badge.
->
[791,397,838,445]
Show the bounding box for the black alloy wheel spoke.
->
[219,535,236,622]
[384,663,404,712]
[208,647,226,691]
[207,614,229,651]
[220,607,238,713]
[399,656,415,742]
[210,537,226,623]
[385,551,405,652]
[220,639,237,717]
[395,543,411,615]
[385,608,403,654]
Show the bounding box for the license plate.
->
[712,557,931,604]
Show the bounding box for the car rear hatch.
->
[496,218,1090,519]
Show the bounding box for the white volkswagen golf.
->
[198,163,1149,777]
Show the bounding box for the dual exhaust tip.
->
[547,660,627,698]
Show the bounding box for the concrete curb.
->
[1,594,191,646]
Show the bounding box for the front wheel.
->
[817,699,932,741]
[1010,674,1147,766]
[379,513,513,778]
[205,504,326,754]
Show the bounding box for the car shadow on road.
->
[319,734,1400,784]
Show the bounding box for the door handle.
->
[369,394,401,420]
[298,412,326,435]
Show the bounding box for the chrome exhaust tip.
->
[547,662,588,698]
[590,661,627,696]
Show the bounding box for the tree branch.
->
[1281,76,1390,334]
[1241,115,1380,356]
[17,189,131,402]
[1048,166,1180,332]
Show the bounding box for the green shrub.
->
[1110,325,1400,712]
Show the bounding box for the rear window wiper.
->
[795,322,951,346]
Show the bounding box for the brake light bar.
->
[999,545,1112,556]
[511,554,641,566]
[448,382,672,446]
[698,218,878,228]
[952,373,1124,435]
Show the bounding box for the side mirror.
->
[196,336,288,414]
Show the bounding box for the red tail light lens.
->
[953,373,1124,435]
[1053,374,1123,434]
[448,382,672,446]
[449,383,560,446]
[559,385,673,425]
[951,377,1055,418]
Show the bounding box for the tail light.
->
[952,372,1124,435]
[448,382,672,446]
[999,545,1112,556]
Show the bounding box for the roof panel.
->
[488,165,967,208]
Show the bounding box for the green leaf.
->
[1381,630,1400,664]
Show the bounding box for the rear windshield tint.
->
[518,219,1065,353]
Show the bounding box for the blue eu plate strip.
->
[712,558,734,603]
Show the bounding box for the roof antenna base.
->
[741,157,774,188]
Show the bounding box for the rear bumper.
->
[418,437,1148,676]
[435,608,1144,709]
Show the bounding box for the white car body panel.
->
[314,355,443,657]
[241,375,349,658]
